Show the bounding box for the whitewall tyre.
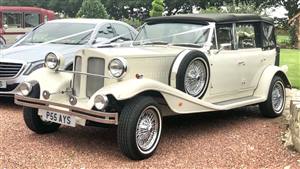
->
[259,76,286,118]
[117,96,162,160]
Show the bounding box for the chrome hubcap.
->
[272,81,285,113]
[136,106,161,153]
[184,58,207,97]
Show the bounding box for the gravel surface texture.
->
[1,98,300,169]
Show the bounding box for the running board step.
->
[213,96,264,108]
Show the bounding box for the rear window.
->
[262,22,276,50]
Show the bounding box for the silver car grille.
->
[73,56,105,97]
[73,56,82,96]
[0,62,23,78]
[86,57,105,97]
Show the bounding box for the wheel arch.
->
[253,65,292,101]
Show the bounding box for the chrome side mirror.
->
[215,43,231,54]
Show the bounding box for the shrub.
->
[77,0,109,19]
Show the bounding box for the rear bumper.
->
[15,94,118,125]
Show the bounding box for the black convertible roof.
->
[146,13,274,24]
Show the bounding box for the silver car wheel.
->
[184,58,207,97]
[136,106,162,154]
[272,81,285,113]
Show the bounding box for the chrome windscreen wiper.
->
[142,41,169,45]
[172,43,203,48]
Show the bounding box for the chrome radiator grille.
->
[73,56,105,97]
[0,62,23,78]
[73,56,82,96]
[86,57,105,97]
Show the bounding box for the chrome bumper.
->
[15,94,118,125]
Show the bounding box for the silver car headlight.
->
[108,57,127,78]
[45,52,60,71]
[19,82,32,96]
[94,95,108,110]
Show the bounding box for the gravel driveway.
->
[1,98,300,169]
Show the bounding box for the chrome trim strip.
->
[170,49,191,88]
[57,70,113,79]
[15,94,118,125]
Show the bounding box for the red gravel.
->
[1,98,300,168]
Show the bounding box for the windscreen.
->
[20,22,96,45]
[134,22,210,47]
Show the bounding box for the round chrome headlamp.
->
[94,95,108,110]
[108,57,127,78]
[19,82,32,96]
[45,52,60,70]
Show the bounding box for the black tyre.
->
[259,76,286,118]
[23,84,60,134]
[0,36,6,47]
[118,96,162,160]
[175,50,209,98]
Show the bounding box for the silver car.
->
[0,19,137,96]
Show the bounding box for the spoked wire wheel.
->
[136,106,162,154]
[271,81,285,113]
[184,58,208,97]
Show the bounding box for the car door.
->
[234,22,266,95]
[209,24,244,102]
[236,22,276,96]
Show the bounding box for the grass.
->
[280,49,300,89]
[277,35,290,44]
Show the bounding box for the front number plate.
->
[0,80,7,89]
[41,111,76,127]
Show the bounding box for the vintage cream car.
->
[15,14,291,160]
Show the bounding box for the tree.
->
[77,0,109,18]
[150,0,164,17]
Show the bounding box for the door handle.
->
[238,61,245,65]
[261,58,266,62]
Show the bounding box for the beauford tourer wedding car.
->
[15,14,291,160]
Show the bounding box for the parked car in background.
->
[0,6,55,46]
[0,18,137,97]
[15,14,291,160]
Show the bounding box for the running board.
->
[213,96,264,109]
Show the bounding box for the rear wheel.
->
[259,76,286,118]
[118,96,162,160]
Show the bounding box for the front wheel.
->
[23,84,60,134]
[117,96,162,160]
[259,76,286,118]
[23,107,61,134]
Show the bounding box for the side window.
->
[216,24,233,50]
[3,12,22,28]
[112,23,133,41]
[97,24,115,39]
[24,13,40,28]
[236,23,258,49]
[262,22,276,49]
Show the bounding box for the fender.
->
[26,68,72,98]
[88,78,223,114]
[253,65,292,101]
